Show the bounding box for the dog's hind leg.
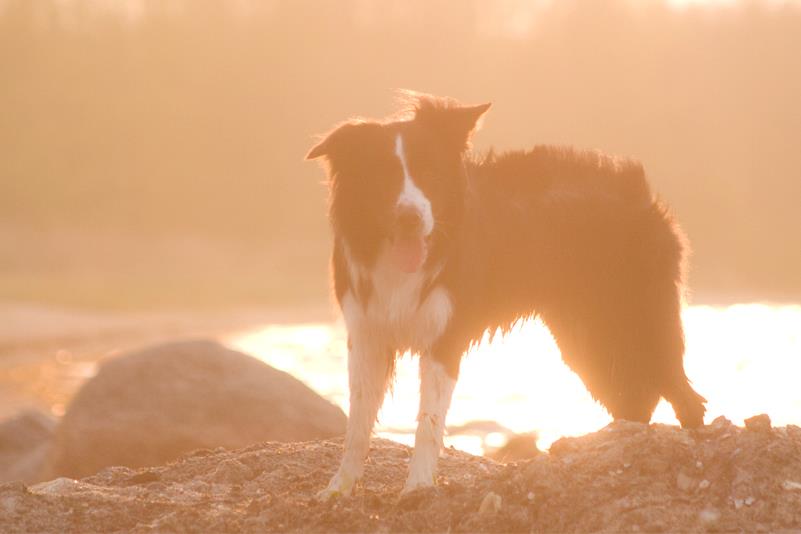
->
[543,307,662,424]
[662,373,707,428]
[629,281,707,428]
[403,354,458,493]
[654,309,706,428]
[542,285,706,428]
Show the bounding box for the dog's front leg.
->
[403,355,457,493]
[318,330,391,501]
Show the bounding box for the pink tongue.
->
[392,236,427,273]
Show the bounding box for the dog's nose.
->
[395,204,424,237]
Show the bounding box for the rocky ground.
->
[3,415,801,533]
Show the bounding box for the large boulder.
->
[46,339,345,479]
[0,410,56,483]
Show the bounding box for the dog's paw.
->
[316,472,357,502]
[401,472,436,495]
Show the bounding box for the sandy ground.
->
[3,417,801,533]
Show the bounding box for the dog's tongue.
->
[392,236,427,273]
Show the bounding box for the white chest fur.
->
[341,243,452,355]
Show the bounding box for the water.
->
[227,304,801,456]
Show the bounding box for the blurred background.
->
[2,0,801,309]
[1,0,801,472]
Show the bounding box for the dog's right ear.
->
[305,121,367,161]
[305,137,330,160]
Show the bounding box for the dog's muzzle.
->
[391,204,428,273]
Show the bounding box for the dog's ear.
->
[305,138,328,160]
[305,120,374,161]
[449,102,492,146]
[305,129,338,161]
[410,93,491,151]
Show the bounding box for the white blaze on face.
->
[394,133,434,237]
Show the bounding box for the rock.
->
[210,458,253,484]
[700,415,733,437]
[744,414,772,433]
[605,420,648,435]
[488,433,541,463]
[698,508,720,525]
[710,415,732,428]
[46,340,346,479]
[0,481,26,515]
[29,477,82,495]
[782,480,801,491]
[478,491,502,514]
[676,471,695,492]
[0,410,56,483]
[0,410,55,451]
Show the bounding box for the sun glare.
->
[229,304,801,456]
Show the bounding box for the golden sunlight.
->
[229,303,801,456]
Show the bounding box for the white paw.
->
[401,470,435,495]
[316,471,357,501]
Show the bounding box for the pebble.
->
[211,458,253,484]
[699,508,721,525]
[479,492,502,514]
[699,479,710,490]
[710,416,732,429]
[1,494,20,515]
[676,472,695,492]
[782,480,801,491]
[29,478,82,495]
[745,496,756,506]
[527,492,536,502]
[744,414,772,433]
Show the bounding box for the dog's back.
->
[447,146,704,427]
[455,146,676,316]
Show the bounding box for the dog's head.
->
[306,92,490,273]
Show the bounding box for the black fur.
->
[308,93,706,428]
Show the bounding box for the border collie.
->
[306,92,706,498]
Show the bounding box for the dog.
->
[306,92,706,498]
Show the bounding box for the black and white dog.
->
[306,92,706,498]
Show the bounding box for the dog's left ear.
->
[453,102,492,131]
[451,102,492,148]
